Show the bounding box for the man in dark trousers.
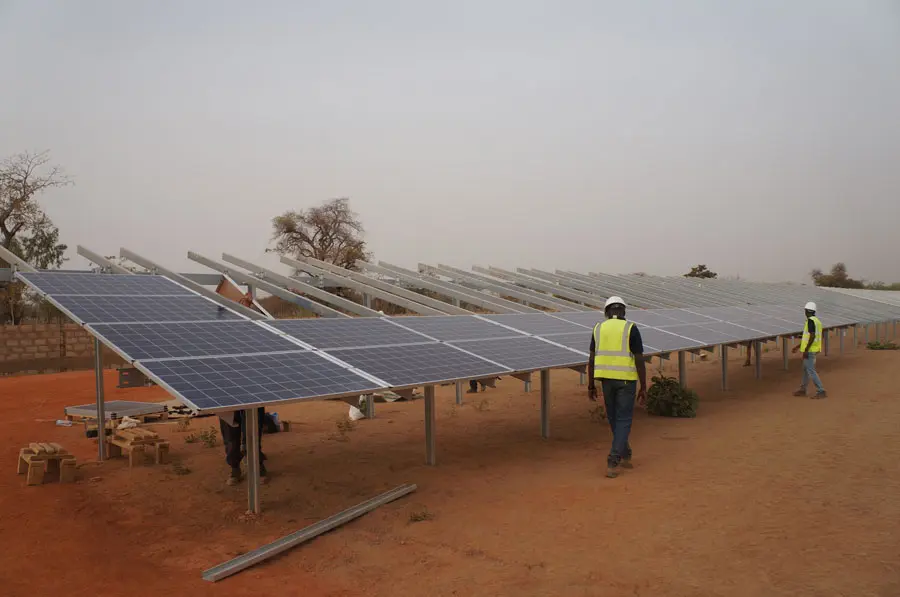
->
[588,296,648,478]
[218,408,268,485]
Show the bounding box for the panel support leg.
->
[363,293,371,309]
[677,351,687,388]
[365,395,375,419]
[823,330,829,356]
[839,329,844,354]
[854,325,858,348]
[455,381,463,405]
[782,337,789,370]
[720,344,728,391]
[245,408,261,514]
[578,371,586,386]
[93,339,106,461]
[540,369,550,439]
[754,341,762,379]
[865,324,869,344]
[424,385,436,466]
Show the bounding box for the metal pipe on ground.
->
[202,484,417,582]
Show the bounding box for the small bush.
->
[645,374,698,418]
[184,433,199,444]
[199,426,218,448]
[867,341,899,350]
[408,507,434,523]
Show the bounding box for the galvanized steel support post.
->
[540,369,550,439]
[424,385,436,466]
[782,337,789,370]
[839,329,844,354]
[720,345,728,391]
[245,407,261,514]
[823,330,829,356]
[93,338,106,461]
[754,341,762,379]
[455,381,463,405]
[365,395,375,419]
[678,351,687,388]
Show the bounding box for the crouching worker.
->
[218,407,268,486]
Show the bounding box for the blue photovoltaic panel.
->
[727,318,799,336]
[625,310,688,327]
[684,306,758,321]
[539,332,591,354]
[662,324,749,346]
[271,318,431,349]
[450,336,584,371]
[143,351,382,412]
[327,343,509,387]
[17,272,192,296]
[481,313,588,336]
[392,315,525,341]
[90,321,301,361]
[695,320,770,340]
[639,327,706,353]
[552,311,606,328]
[54,295,244,324]
[651,309,719,325]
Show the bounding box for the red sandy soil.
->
[1,342,899,597]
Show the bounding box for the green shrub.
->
[867,341,899,350]
[645,374,698,418]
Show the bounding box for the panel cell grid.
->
[90,321,302,361]
[392,315,526,341]
[450,336,585,371]
[56,295,243,324]
[480,313,589,336]
[18,272,192,296]
[327,343,509,387]
[144,351,382,411]
[538,332,592,354]
[271,318,432,349]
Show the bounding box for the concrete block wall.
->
[0,324,124,375]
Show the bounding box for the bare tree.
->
[0,150,72,268]
[269,198,371,270]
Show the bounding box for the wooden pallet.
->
[17,443,77,486]
[106,428,170,467]
[67,411,169,424]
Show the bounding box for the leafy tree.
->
[684,264,717,279]
[810,262,865,289]
[0,151,71,269]
[269,198,370,270]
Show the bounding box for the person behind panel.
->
[218,408,268,486]
[792,302,827,399]
[587,296,648,478]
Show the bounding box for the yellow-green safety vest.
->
[801,316,823,353]
[592,318,638,381]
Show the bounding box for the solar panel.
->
[625,310,687,327]
[480,313,589,335]
[539,332,591,354]
[639,327,706,352]
[327,343,510,387]
[18,272,192,296]
[552,311,606,328]
[661,324,752,346]
[90,321,301,361]
[143,351,382,412]
[270,318,432,349]
[52,295,244,324]
[727,318,799,336]
[392,315,525,341]
[683,306,758,321]
[651,309,719,325]
[696,320,770,340]
[450,336,585,371]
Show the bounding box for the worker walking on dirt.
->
[792,302,827,398]
[743,341,753,367]
[218,408,268,485]
[588,296,648,478]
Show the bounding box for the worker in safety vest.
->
[588,296,648,478]
[791,302,827,398]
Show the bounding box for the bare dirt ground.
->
[1,342,899,597]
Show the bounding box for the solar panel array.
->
[15,270,900,415]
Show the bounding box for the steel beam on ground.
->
[720,345,728,391]
[279,256,446,316]
[478,266,607,308]
[362,262,524,314]
[783,337,789,370]
[754,341,762,380]
[678,351,687,388]
[0,245,37,272]
[424,385,436,465]
[246,408,261,514]
[222,254,382,317]
[77,245,133,274]
[287,255,467,315]
[93,338,106,461]
[423,263,588,312]
[540,369,550,438]
[119,248,267,320]
[188,252,348,318]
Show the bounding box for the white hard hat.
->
[605,296,626,309]
[804,301,816,311]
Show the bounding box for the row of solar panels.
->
[16,272,895,414]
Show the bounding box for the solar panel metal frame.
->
[478,313,590,336]
[389,315,527,342]
[449,336,587,372]
[270,317,434,349]
[15,271,195,296]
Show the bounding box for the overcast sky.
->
[2,0,899,283]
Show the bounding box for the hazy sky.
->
[2,0,899,283]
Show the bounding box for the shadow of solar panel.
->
[450,336,585,371]
[327,343,509,387]
[57,295,244,324]
[480,313,588,335]
[143,351,382,412]
[18,272,192,296]
[90,321,301,361]
[271,318,432,349]
[392,316,525,341]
